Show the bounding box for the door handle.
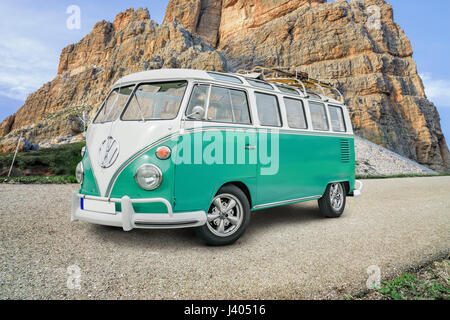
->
[245,145,257,150]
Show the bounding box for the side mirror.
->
[187,106,205,120]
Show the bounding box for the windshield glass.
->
[121,81,188,121]
[94,85,135,124]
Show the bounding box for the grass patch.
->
[0,175,78,184]
[376,271,449,300]
[355,257,450,300]
[356,172,450,180]
[0,142,84,176]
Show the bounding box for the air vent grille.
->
[340,139,351,163]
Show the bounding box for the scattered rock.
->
[22,139,40,152]
[355,137,435,176]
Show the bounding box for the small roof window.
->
[307,92,322,100]
[247,79,274,90]
[276,85,300,95]
[208,72,243,84]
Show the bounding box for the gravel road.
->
[1,177,449,299]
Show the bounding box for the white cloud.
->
[420,73,450,108]
[0,36,58,102]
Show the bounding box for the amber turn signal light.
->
[155,146,172,160]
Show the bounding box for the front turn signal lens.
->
[155,146,171,160]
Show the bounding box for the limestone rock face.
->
[164,0,326,46]
[0,115,15,137]
[1,1,449,171]
[219,0,326,44]
[164,0,223,47]
[0,8,227,153]
[164,0,450,171]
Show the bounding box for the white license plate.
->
[81,198,116,214]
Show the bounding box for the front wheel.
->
[318,182,347,218]
[196,185,251,246]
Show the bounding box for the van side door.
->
[173,83,258,213]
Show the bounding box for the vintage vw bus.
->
[71,68,362,246]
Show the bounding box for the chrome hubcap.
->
[206,194,243,237]
[330,183,344,211]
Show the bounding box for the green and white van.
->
[71,69,362,246]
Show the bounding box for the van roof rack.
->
[236,66,344,103]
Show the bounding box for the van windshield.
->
[121,81,188,121]
[94,85,135,124]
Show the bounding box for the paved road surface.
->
[0,177,449,299]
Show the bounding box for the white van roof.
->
[113,69,214,87]
[112,68,344,105]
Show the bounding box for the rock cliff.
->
[0,8,227,151]
[1,0,449,171]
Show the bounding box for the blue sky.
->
[0,0,449,141]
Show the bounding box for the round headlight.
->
[134,164,163,191]
[81,146,86,157]
[76,162,84,184]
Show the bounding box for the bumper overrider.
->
[71,192,207,231]
[351,180,363,198]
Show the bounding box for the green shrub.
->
[0,175,78,184]
[0,142,85,176]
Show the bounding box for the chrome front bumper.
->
[71,192,207,231]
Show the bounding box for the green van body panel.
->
[109,139,179,214]
[255,130,355,207]
[79,125,356,215]
[79,151,100,197]
[173,128,258,213]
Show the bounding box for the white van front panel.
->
[86,119,179,197]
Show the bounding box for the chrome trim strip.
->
[253,195,322,210]
[134,220,198,226]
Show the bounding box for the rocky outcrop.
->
[164,0,326,46]
[355,137,435,177]
[0,115,15,137]
[164,0,450,171]
[1,1,449,171]
[0,8,227,153]
[164,0,224,47]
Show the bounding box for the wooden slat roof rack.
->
[236,66,344,103]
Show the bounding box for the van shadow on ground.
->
[86,203,323,249]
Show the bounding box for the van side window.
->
[208,86,233,122]
[309,101,329,131]
[207,86,251,124]
[328,105,347,132]
[229,89,251,124]
[186,84,209,116]
[284,98,307,129]
[255,93,282,127]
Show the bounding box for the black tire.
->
[318,182,347,218]
[196,185,251,246]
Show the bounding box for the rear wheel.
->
[318,182,346,218]
[196,185,251,246]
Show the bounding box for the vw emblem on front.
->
[98,136,120,169]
